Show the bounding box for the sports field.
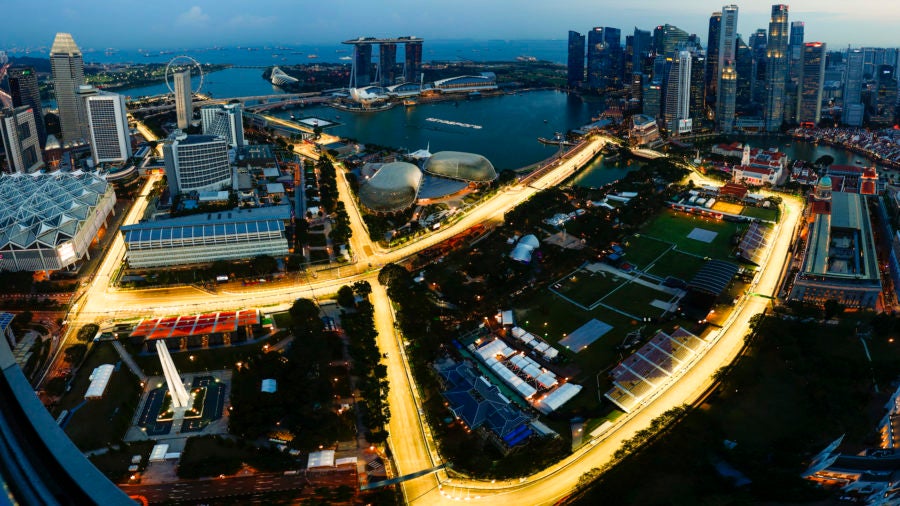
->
[712,201,744,214]
[641,210,742,259]
[646,249,708,281]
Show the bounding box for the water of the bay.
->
[273,90,600,171]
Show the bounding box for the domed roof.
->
[818,175,832,188]
[358,162,423,213]
[424,151,497,182]
[44,134,61,151]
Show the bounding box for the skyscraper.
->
[352,44,372,87]
[764,4,789,132]
[689,52,707,122]
[750,28,768,107]
[633,28,652,74]
[404,40,422,83]
[0,106,44,173]
[664,51,693,134]
[49,33,85,143]
[735,37,754,109]
[201,103,244,148]
[706,12,722,114]
[843,49,865,126]
[870,65,898,126]
[786,21,805,123]
[163,131,230,196]
[7,67,46,147]
[86,92,132,164]
[717,5,739,132]
[378,43,397,85]
[798,42,826,124]
[654,24,689,57]
[174,70,192,130]
[599,27,623,90]
[75,84,98,143]
[567,31,586,88]
[587,27,605,90]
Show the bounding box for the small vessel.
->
[339,56,352,61]
[403,98,417,107]
[543,119,549,123]
[308,54,318,59]
[290,113,296,120]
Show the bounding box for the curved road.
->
[57,130,803,505]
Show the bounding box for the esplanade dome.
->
[358,162,423,213]
[423,151,497,183]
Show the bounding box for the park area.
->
[639,209,744,260]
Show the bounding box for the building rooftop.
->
[803,192,879,280]
[359,162,423,213]
[424,151,497,182]
[50,33,81,56]
[0,171,110,251]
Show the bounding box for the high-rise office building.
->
[764,4,789,132]
[200,103,244,148]
[706,12,722,113]
[174,70,192,130]
[0,106,44,173]
[643,80,663,119]
[85,92,132,164]
[663,51,693,134]
[378,43,397,85]
[632,28,652,74]
[689,52,707,122]
[567,31,586,88]
[654,24,689,57]
[49,33,85,143]
[870,65,898,126]
[7,67,46,148]
[163,131,230,196]
[735,37,753,109]
[786,21,805,123]
[74,85,98,143]
[750,28,768,106]
[587,27,605,90]
[717,5,739,132]
[843,49,865,126]
[798,42,826,124]
[599,27,623,90]
[404,40,422,83]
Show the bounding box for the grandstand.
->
[604,328,707,413]
[130,310,260,350]
[737,221,772,265]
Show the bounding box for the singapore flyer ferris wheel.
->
[164,55,204,95]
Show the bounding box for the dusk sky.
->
[5,0,900,51]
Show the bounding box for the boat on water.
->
[308,54,318,59]
[290,113,296,120]
[339,56,352,61]
[403,99,417,107]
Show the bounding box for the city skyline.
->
[2,1,900,51]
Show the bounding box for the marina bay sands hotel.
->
[342,36,423,88]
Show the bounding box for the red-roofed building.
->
[732,165,781,185]
[130,309,261,351]
[711,142,743,158]
[719,182,749,200]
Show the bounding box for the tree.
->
[337,285,356,308]
[814,155,834,168]
[352,280,372,297]
[76,324,99,343]
[289,299,323,337]
[14,310,33,329]
[63,344,87,364]
[823,299,845,320]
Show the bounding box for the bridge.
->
[630,147,667,160]
[128,92,326,113]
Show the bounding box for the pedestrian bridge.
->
[630,148,667,159]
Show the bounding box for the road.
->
[47,130,802,505]
[375,190,804,505]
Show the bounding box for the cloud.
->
[177,6,209,26]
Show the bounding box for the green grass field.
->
[740,206,779,222]
[641,210,742,260]
[601,282,676,318]
[554,269,630,309]
[646,250,708,281]
[620,234,672,269]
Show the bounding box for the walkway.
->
[111,340,148,383]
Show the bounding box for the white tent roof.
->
[261,378,277,393]
[149,444,169,462]
[535,383,583,414]
[84,364,115,399]
[307,450,336,469]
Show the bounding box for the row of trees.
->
[338,281,390,441]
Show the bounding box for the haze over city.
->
[3,0,900,49]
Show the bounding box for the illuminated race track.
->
[57,128,804,504]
